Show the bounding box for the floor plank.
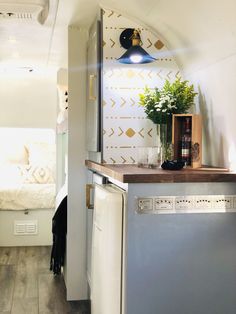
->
[38,273,72,313]
[11,297,38,314]
[0,265,16,312]
[17,246,40,269]
[38,246,51,273]
[0,247,19,265]
[14,247,39,299]
[13,265,38,299]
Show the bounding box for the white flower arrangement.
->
[139,78,197,124]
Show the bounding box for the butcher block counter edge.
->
[85,160,236,184]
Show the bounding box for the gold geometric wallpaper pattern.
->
[102,8,181,164]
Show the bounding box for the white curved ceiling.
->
[0,0,235,72]
[56,0,236,74]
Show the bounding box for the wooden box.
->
[172,114,202,168]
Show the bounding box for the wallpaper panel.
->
[102,8,180,164]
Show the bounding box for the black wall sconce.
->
[117,28,156,64]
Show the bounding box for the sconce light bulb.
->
[130,54,143,63]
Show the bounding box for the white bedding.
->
[0,182,56,210]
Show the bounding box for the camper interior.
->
[0,0,236,314]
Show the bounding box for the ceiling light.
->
[117,29,156,64]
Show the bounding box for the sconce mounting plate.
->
[119,28,134,49]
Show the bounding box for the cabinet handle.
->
[89,74,97,101]
[86,184,94,209]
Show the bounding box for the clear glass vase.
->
[156,123,173,161]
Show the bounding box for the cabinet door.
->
[91,185,124,314]
[86,19,101,152]
[86,172,106,288]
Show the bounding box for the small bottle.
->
[181,118,191,165]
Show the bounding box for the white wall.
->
[186,56,236,169]
[177,0,236,169]
[0,72,57,129]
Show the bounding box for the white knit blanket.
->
[0,183,56,210]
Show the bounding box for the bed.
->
[0,128,56,246]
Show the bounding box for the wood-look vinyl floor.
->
[0,246,90,314]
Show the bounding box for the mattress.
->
[0,183,56,210]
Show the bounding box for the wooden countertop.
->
[85,160,236,183]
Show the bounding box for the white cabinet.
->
[91,184,125,314]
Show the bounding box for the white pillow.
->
[0,142,28,165]
[26,142,56,167]
[18,165,55,184]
